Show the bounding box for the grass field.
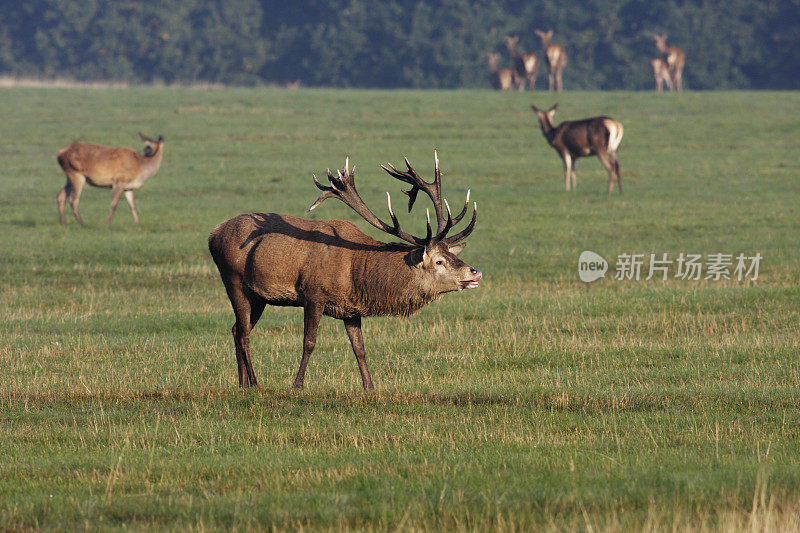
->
[1,87,799,531]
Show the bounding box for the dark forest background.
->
[1,0,798,89]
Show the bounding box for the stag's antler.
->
[309,154,476,247]
[309,157,427,246]
[381,151,475,245]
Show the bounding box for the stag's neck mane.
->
[352,244,440,317]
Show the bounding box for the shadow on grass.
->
[7,219,37,227]
[4,386,798,414]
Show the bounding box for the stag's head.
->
[139,133,165,157]
[308,154,482,293]
[504,35,519,49]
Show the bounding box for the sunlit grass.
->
[0,88,799,530]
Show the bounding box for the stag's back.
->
[209,212,419,317]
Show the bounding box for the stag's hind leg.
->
[344,317,375,390]
[223,275,264,387]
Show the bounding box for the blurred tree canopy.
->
[0,0,797,89]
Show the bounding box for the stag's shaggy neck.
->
[351,245,440,317]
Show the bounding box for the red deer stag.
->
[487,52,518,91]
[56,133,164,226]
[208,153,480,390]
[653,33,685,91]
[651,58,674,92]
[505,36,539,90]
[535,30,567,92]
[530,104,624,193]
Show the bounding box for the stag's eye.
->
[435,260,443,266]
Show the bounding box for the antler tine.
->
[443,202,477,245]
[308,173,338,211]
[381,154,447,233]
[449,189,471,225]
[385,192,406,237]
[425,208,432,243]
[431,198,453,243]
[433,149,441,188]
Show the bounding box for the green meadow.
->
[1,87,799,531]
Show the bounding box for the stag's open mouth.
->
[459,270,482,289]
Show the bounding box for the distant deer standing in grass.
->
[487,53,518,91]
[653,33,685,91]
[651,58,674,92]
[530,103,623,193]
[535,30,567,92]
[56,133,164,225]
[505,36,539,90]
[209,154,480,390]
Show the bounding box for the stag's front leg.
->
[343,317,375,390]
[293,302,324,389]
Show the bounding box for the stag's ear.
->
[157,135,164,142]
[548,103,558,113]
[138,132,152,143]
[407,247,425,267]
[448,243,466,256]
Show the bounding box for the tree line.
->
[1,0,797,89]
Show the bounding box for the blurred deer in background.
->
[653,33,685,91]
[651,58,674,92]
[487,52,518,91]
[535,30,567,92]
[208,153,480,390]
[56,133,164,226]
[531,103,623,193]
[505,36,539,90]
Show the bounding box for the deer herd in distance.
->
[49,29,691,389]
[490,30,685,92]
